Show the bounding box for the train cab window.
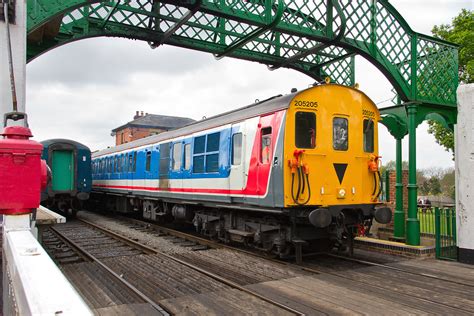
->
[232,133,242,165]
[184,144,191,170]
[145,152,151,172]
[261,127,272,164]
[333,117,348,151]
[363,119,374,153]
[172,143,182,171]
[295,112,316,149]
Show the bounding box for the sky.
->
[24,0,471,169]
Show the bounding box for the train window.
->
[122,155,128,172]
[172,143,182,171]
[128,154,133,172]
[206,132,220,152]
[145,152,151,171]
[206,154,219,172]
[132,152,137,172]
[295,112,316,149]
[363,119,374,153]
[184,144,191,170]
[193,155,205,173]
[108,158,112,173]
[232,133,242,165]
[333,117,348,151]
[194,136,206,154]
[261,127,272,164]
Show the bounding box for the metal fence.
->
[417,207,457,260]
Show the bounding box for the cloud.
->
[27,38,214,88]
[23,1,462,169]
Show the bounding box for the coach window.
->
[184,144,191,170]
[128,154,133,172]
[193,132,220,173]
[232,133,242,165]
[122,155,127,172]
[145,151,151,171]
[172,143,182,171]
[333,117,348,151]
[132,152,137,172]
[261,127,272,164]
[363,119,374,153]
[295,112,316,149]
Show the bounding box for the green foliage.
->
[418,168,455,198]
[381,160,408,173]
[428,9,473,156]
[432,9,474,84]
[427,120,455,154]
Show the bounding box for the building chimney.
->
[134,111,140,119]
[140,111,144,116]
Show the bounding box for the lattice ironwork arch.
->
[26,0,459,109]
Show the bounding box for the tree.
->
[428,9,473,156]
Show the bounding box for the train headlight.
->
[337,188,346,199]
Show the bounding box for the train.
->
[41,139,92,217]
[90,83,391,256]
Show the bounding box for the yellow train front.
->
[281,84,391,252]
[91,83,391,256]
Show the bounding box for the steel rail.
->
[110,214,321,274]
[325,253,474,288]
[49,225,171,316]
[79,213,473,314]
[78,218,306,316]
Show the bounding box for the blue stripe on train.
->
[92,126,238,180]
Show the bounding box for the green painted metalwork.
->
[406,103,420,246]
[393,137,405,239]
[435,207,457,260]
[26,0,458,107]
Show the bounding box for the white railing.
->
[2,214,92,315]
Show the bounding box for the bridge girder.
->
[26,0,458,109]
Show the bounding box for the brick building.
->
[112,111,195,145]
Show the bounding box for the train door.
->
[126,152,134,192]
[51,150,75,192]
[257,114,275,199]
[171,141,183,190]
[229,123,245,194]
[182,139,192,191]
[159,143,171,190]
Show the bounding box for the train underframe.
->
[90,193,385,257]
[42,192,89,218]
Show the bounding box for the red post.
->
[0,113,47,215]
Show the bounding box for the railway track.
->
[43,218,306,315]
[76,211,474,315]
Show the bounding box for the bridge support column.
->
[393,137,405,239]
[456,84,474,264]
[406,103,420,246]
[1,0,26,120]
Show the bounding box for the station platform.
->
[355,236,435,257]
[35,205,66,225]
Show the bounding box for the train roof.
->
[92,84,373,158]
[93,90,297,158]
[41,139,91,152]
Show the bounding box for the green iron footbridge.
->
[25,0,459,246]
